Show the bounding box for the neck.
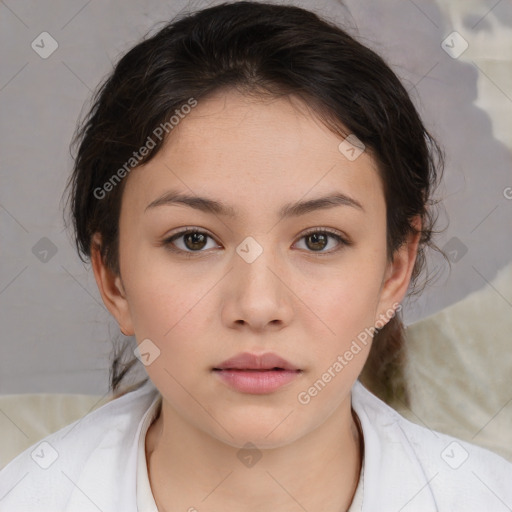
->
[145,396,363,512]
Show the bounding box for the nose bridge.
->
[227,233,292,329]
[235,234,280,296]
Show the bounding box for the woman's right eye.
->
[163,229,220,256]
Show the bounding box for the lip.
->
[212,352,303,394]
[213,352,301,371]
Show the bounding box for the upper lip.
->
[213,352,301,371]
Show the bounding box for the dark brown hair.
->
[63,1,446,403]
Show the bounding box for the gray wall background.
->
[1,0,511,395]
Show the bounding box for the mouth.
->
[212,352,303,394]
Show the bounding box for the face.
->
[93,90,416,449]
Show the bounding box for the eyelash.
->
[162,226,351,258]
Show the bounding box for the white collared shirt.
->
[1,379,511,511]
[134,394,364,512]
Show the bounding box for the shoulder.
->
[0,379,160,512]
[351,380,512,512]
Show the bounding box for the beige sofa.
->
[1,262,511,470]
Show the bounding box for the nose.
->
[222,238,294,333]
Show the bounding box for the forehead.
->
[121,90,384,217]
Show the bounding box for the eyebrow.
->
[144,189,364,218]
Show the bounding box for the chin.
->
[208,419,304,451]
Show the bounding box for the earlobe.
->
[90,233,135,336]
[375,216,422,326]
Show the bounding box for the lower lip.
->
[213,369,302,394]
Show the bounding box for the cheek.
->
[121,242,209,333]
[298,283,379,380]
[294,261,386,395]
[294,272,382,406]
[302,254,385,333]
[122,257,220,382]
[128,278,207,342]
[126,274,210,398]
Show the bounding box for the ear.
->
[374,216,422,326]
[90,232,135,336]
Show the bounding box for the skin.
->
[91,90,420,512]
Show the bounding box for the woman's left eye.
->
[162,228,349,256]
[294,229,349,254]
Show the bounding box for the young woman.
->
[1,2,511,511]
